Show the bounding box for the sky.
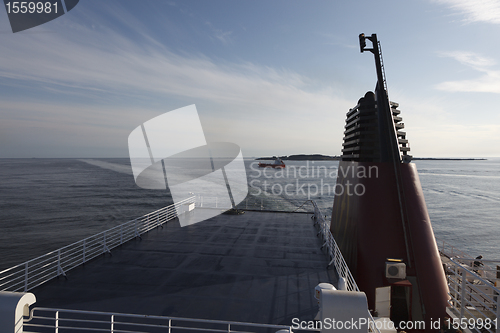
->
[1,0,500,158]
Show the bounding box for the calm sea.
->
[0,158,498,271]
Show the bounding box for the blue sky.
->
[1,0,500,158]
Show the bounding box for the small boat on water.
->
[258,156,285,168]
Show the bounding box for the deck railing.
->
[196,195,313,213]
[445,258,500,333]
[310,201,382,333]
[22,307,310,333]
[310,201,359,292]
[23,307,315,333]
[437,238,471,259]
[0,196,195,293]
[438,238,500,283]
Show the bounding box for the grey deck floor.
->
[31,209,337,325]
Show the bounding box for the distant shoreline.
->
[256,154,340,161]
[412,157,487,161]
[256,154,487,161]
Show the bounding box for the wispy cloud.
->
[205,21,233,44]
[435,73,500,93]
[0,12,351,157]
[0,23,337,111]
[438,51,496,70]
[435,51,500,93]
[434,0,500,24]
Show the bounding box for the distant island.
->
[411,157,487,161]
[256,155,486,161]
[256,154,340,161]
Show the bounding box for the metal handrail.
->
[437,238,474,261]
[0,196,195,293]
[445,258,500,333]
[23,307,318,333]
[438,238,500,286]
[309,201,382,333]
[196,195,314,213]
[310,201,359,292]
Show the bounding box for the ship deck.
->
[30,208,336,325]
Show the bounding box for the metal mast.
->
[359,33,414,270]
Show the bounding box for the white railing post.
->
[111,314,115,333]
[168,319,172,333]
[24,262,28,292]
[55,310,59,333]
[461,267,466,319]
